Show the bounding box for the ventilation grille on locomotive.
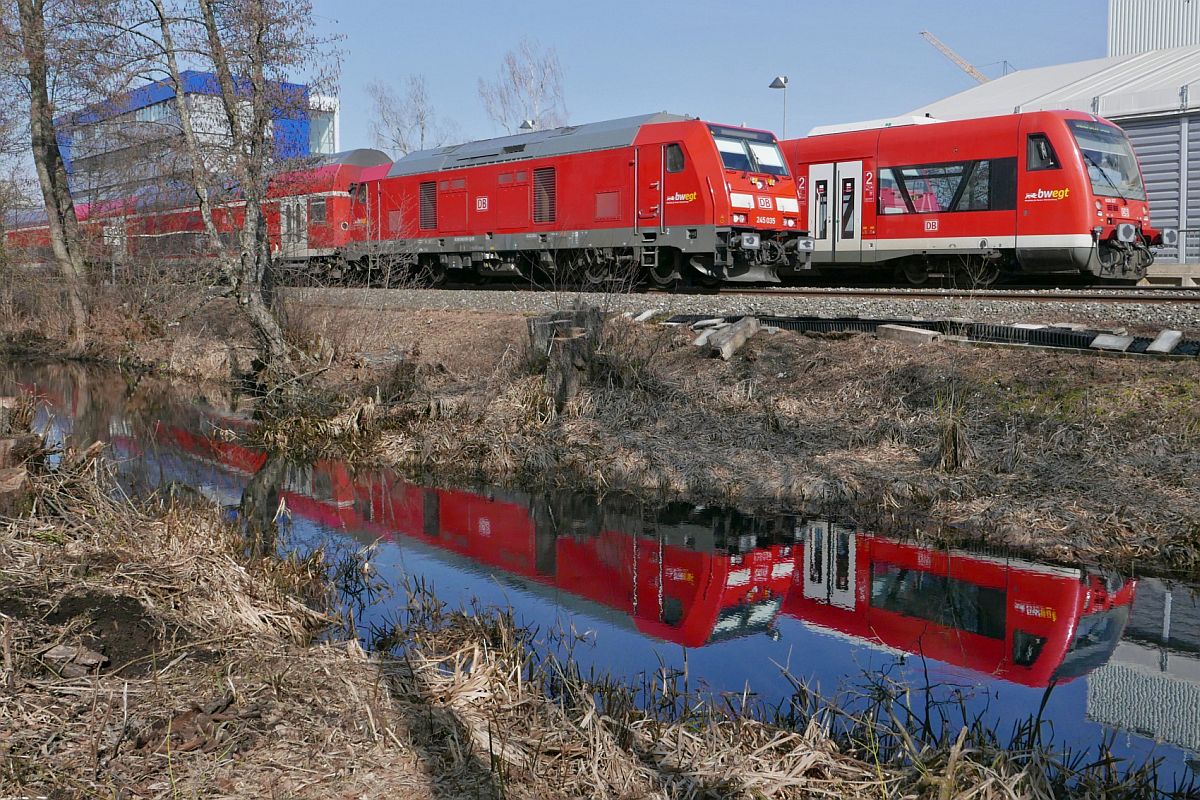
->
[533,167,557,223]
[419,181,437,229]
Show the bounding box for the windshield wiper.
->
[1080,150,1127,204]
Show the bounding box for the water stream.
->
[11,362,1200,792]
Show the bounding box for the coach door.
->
[280,197,308,259]
[808,161,863,262]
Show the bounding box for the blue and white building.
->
[57,69,338,203]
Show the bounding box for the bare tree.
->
[367,75,457,156]
[478,38,567,134]
[3,0,100,355]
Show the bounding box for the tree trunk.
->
[149,0,234,286]
[198,0,295,381]
[16,0,89,356]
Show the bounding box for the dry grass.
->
[352,315,1200,574]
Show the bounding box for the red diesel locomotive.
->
[345,113,812,286]
[781,110,1164,285]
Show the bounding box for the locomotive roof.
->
[318,148,392,168]
[387,112,691,177]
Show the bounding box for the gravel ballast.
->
[283,287,1200,334]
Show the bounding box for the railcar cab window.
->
[1026,134,1060,171]
[1067,119,1146,201]
[309,197,326,223]
[707,125,788,177]
[665,143,685,173]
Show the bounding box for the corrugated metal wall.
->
[1120,113,1199,261]
[1109,0,1200,56]
[1087,659,1200,752]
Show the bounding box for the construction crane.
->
[920,30,990,84]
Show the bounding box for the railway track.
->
[709,286,1200,304]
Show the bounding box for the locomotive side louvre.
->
[782,110,1160,285]
[345,113,812,285]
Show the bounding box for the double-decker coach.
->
[344,113,813,286]
[781,110,1164,285]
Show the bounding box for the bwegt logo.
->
[1024,187,1071,202]
[666,191,698,204]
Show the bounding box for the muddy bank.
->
[303,308,1200,573]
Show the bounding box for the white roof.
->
[807,115,945,137]
[908,44,1200,121]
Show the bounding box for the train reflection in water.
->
[107,397,1138,687]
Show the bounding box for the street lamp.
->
[769,75,788,138]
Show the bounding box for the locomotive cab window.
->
[1026,134,1060,171]
[665,143,685,173]
[309,197,326,223]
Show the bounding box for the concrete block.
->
[709,317,760,360]
[877,324,939,345]
[1049,322,1088,331]
[1147,329,1183,355]
[1012,323,1047,330]
[692,323,728,347]
[691,317,725,330]
[1090,334,1135,352]
[633,310,656,323]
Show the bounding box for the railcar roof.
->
[387,112,690,177]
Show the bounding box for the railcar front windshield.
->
[709,125,789,177]
[1067,119,1146,201]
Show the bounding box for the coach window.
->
[665,143,685,173]
[878,169,909,214]
[1027,134,1059,170]
[309,197,327,223]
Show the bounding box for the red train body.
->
[785,520,1135,687]
[781,110,1162,284]
[3,116,814,286]
[346,114,811,285]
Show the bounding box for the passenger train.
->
[2,109,1169,287]
[781,109,1166,285]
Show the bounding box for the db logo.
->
[924,219,939,232]
[757,196,772,209]
[476,196,489,211]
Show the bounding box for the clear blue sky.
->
[316,0,1109,148]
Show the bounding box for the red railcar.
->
[783,521,1136,687]
[347,113,813,285]
[780,110,1163,285]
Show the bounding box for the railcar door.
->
[808,161,864,262]
[635,145,664,235]
[280,197,308,259]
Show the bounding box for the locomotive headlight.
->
[784,218,796,227]
[733,213,747,224]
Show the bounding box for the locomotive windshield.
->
[708,125,789,177]
[1067,120,1146,201]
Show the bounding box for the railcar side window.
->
[665,143,685,173]
[532,167,557,223]
[1027,134,1060,170]
[309,197,327,223]
[876,158,1016,214]
[419,181,437,230]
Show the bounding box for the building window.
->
[419,181,437,229]
[1027,134,1059,171]
[665,143,685,173]
[532,167,556,223]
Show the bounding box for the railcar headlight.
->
[1095,200,1103,211]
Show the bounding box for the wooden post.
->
[708,317,760,360]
